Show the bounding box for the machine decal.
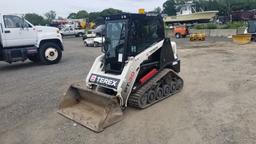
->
[124,71,136,93]
[128,72,135,83]
[89,74,120,89]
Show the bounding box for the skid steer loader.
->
[58,13,184,132]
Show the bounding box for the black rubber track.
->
[128,68,184,109]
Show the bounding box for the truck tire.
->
[175,33,181,39]
[39,42,62,65]
[76,33,83,37]
[93,42,99,47]
[78,33,83,37]
[84,41,88,47]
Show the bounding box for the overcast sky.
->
[1,0,166,17]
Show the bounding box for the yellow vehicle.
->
[232,34,252,44]
[190,33,206,41]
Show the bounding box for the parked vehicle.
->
[0,14,63,64]
[174,25,189,38]
[60,25,85,37]
[84,36,105,47]
[82,25,105,40]
[82,30,97,40]
[83,25,106,47]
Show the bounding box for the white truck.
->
[60,25,85,37]
[0,14,63,64]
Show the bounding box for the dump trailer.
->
[59,13,184,132]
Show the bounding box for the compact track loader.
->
[59,13,184,132]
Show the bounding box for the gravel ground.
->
[0,37,256,144]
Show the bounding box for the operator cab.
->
[103,14,165,74]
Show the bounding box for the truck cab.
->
[0,14,63,64]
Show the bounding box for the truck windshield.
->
[104,20,127,73]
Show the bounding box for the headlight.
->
[57,30,60,33]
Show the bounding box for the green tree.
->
[154,7,162,14]
[67,13,77,19]
[163,0,176,15]
[88,12,101,22]
[76,10,89,19]
[25,13,46,25]
[100,8,123,17]
[45,10,56,23]
[175,0,190,5]
[68,8,122,23]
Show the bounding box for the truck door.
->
[20,20,37,46]
[70,27,76,35]
[69,27,75,35]
[62,27,74,36]
[62,27,70,35]
[3,15,37,47]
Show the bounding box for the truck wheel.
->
[78,33,83,37]
[175,33,181,39]
[84,42,88,47]
[93,42,99,47]
[39,42,62,65]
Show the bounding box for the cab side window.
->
[129,17,163,56]
[3,15,24,28]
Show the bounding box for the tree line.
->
[25,8,122,26]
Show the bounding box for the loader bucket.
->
[58,82,123,132]
[232,34,252,44]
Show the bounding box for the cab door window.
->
[3,15,24,28]
[129,17,163,56]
